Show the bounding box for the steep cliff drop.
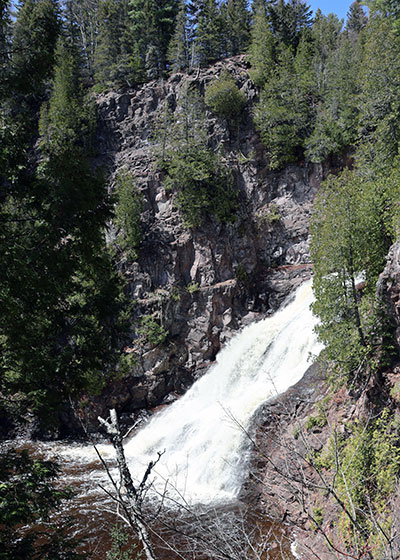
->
[124,280,323,505]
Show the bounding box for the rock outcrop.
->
[88,55,329,421]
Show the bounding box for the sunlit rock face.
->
[86,55,331,427]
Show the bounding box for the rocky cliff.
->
[85,55,329,424]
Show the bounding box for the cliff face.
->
[89,56,328,420]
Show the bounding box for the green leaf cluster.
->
[311,166,400,383]
[138,315,168,347]
[164,144,237,228]
[155,88,238,228]
[114,170,143,260]
[0,449,86,559]
[205,71,247,122]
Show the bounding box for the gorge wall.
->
[86,55,329,425]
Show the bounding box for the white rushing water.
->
[124,280,323,505]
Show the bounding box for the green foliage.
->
[311,167,399,384]
[254,44,313,169]
[156,88,238,228]
[94,0,139,90]
[129,0,179,78]
[138,315,168,347]
[357,16,400,171]
[164,144,237,228]
[311,506,324,530]
[248,3,275,87]
[186,281,199,294]
[39,39,95,154]
[220,0,251,57]
[346,1,368,33]
[11,0,61,97]
[106,524,141,560]
[305,412,327,432]
[0,448,86,559]
[114,170,143,259]
[324,411,400,552]
[235,262,248,284]
[205,71,247,122]
[167,0,190,72]
[0,35,128,427]
[193,0,223,66]
[268,0,313,50]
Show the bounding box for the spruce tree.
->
[12,0,61,97]
[220,0,251,57]
[129,0,179,77]
[254,43,311,168]
[194,0,223,66]
[346,0,368,33]
[167,0,190,71]
[0,0,11,69]
[305,25,361,162]
[0,39,126,426]
[94,0,137,88]
[64,0,100,81]
[358,16,400,171]
[269,0,313,50]
[0,0,11,98]
[248,2,275,87]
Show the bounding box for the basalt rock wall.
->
[87,55,329,426]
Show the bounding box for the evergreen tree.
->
[94,0,138,88]
[311,167,400,382]
[12,0,61,97]
[254,43,312,168]
[220,0,251,57]
[194,0,223,66]
[0,39,126,426]
[346,0,368,33]
[129,0,179,77]
[156,87,237,227]
[248,1,275,87]
[357,16,400,171]
[0,1,11,69]
[64,0,100,81]
[303,12,362,162]
[268,0,313,49]
[305,30,361,162]
[167,0,190,71]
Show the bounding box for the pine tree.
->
[64,0,100,81]
[12,0,61,97]
[129,0,179,77]
[254,43,312,168]
[269,0,313,50]
[194,0,223,66]
[248,2,275,87]
[167,0,190,71]
[305,30,361,162]
[0,0,11,98]
[346,0,368,33]
[357,16,400,171]
[0,39,126,426]
[0,1,11,68]
[220,0,251,57]
[94,0,137,88]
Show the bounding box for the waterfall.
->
[124,280,322,505]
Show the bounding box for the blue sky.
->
[308,0,354,21]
